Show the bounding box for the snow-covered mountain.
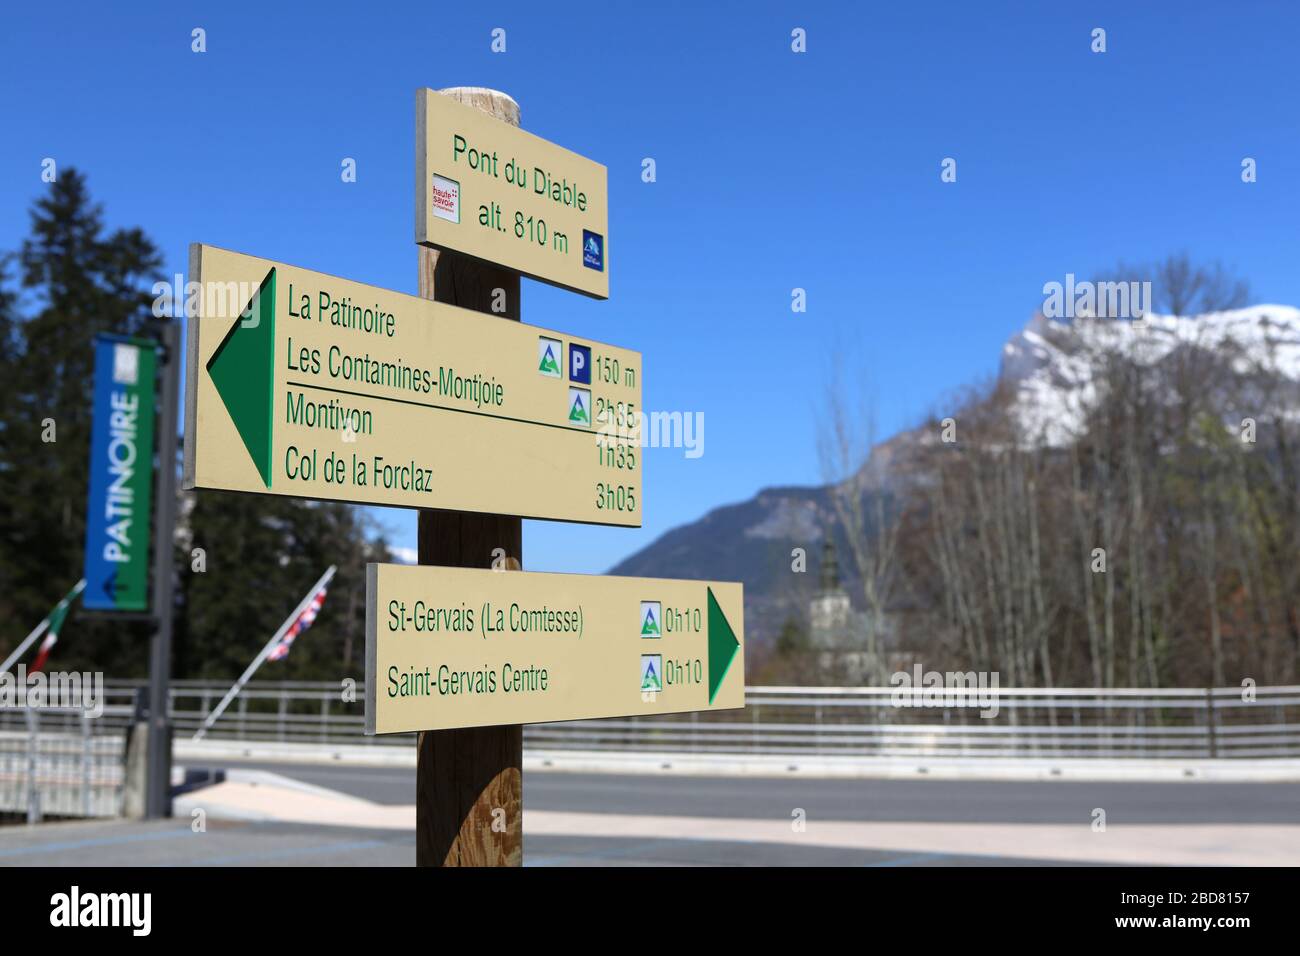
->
[1000,306,1300,446]
[610,304,1300,654]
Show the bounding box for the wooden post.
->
[415,87,524,867]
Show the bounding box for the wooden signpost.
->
[414,86,527,868]
[405,88,742,868]
[180,86,744,867]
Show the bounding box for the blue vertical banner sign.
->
[82,334,158,611]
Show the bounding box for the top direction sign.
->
[415,88,609,299]
[182,243,641,526]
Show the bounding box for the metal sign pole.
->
[145,317,181,819]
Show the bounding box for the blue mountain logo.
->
[582,230,604,272]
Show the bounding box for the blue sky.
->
[3,1,1298,573]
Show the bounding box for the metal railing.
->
[4,681,1294,759]
[2,680,1297,823]
[0,709,124,821]
[527,686,1300,759]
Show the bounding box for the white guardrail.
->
[0,710,122,822]
[2,682,1298,820]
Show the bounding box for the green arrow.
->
[206,268,276,488]
[706,587,739,704]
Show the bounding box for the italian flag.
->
[30,581,85,673]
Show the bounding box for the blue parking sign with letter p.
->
[569,343,591,384]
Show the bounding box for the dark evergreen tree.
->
[175,495,387,682]
[1,170,160,673]
[0,255,24,624]
[2,170,389,680]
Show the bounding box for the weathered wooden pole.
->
[415,86,524,867]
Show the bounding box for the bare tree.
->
[890,254,1300,687]
[818,358,901,683]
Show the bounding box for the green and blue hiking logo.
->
[538,336,562,377]
[568,387,591,427]
[640,601,661,638]
[640,654,663,693]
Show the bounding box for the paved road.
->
[202,758,1300,824]
[0,817,1076,867]
[3,760,1298,866]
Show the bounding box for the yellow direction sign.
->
[182,244,640,525]
[415,88,609,299]
[365,564,744,734]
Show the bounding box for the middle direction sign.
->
[182,243,641,526]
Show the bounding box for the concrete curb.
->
[172,740,1300,782]
[524,751,1300,782]
[175,740,416,767]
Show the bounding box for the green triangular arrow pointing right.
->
[206,268,276,488]
[707,587,739,704]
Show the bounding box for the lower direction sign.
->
[182,243,641,526]
[365,564,744,734]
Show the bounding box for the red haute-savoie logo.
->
[431,173,459,223]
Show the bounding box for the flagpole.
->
[1,580,86,674]
[192,566,335,741]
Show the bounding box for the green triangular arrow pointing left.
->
[707,587,739,704]
[206,267,276,488]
